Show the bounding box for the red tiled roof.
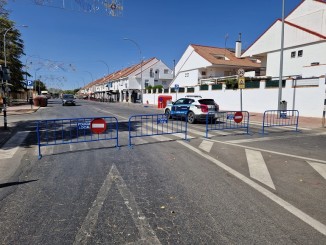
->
[83,58,156,88]
[284,20,326,39]
[190,44,260,68]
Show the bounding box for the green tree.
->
[34,79,47,94]
[0,9,26,92]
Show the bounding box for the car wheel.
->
[165,109,171,119]
[187,111,196,124]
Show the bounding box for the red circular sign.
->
[90,118,107,134]
[234,111,243,123]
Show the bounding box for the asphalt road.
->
[0,99,325,244]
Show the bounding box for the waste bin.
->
[39,97,48,107]
[33,97,40,106]
[158,95,172,108]
[279,100,287,111]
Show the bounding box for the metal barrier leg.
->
[36,122,42,159]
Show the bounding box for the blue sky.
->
[7,0,302,90]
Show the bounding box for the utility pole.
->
[277,0,285,110]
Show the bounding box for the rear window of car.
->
[198,99,215,105]
[63,94,74,99]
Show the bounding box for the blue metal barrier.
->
[205,111,250,138]
[128,113,188,147]
[36,116,119,159]
[262,110,299,135]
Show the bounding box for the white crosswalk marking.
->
[0,131,29,159]
[199,140,214,153]
[246,149,276,190]
[307,161,326,180]
[152,135,172,142]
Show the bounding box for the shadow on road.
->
[0,179,38,189]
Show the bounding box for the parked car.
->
[62,94,76,106]
[164,96,219,124]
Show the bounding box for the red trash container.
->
[158,95,173,108]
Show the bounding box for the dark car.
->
[62,94,76,106]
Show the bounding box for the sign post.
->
[237,69,245,111]
[174,84,179,100]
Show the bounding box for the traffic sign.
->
[234,111,243,123]
[90,118,107,134]
[26,80,34,89]
[174,84,179,92]
[238,77,245,89]
[237,68,245,77]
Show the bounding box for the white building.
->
[82,57,173,103]
[171,43,261,88]
[143,1,326,118]
[242,0,326,79]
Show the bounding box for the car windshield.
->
[63,94,74,99]
[198,99,215,105]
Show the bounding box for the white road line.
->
[44,145,54,155]
[227,132,326,144]
[250,121,312,131]
[0,131,29,159]
[173,133,194,140]
[74,164,160,245]
[307,161,326,180]
[70,142,89,152]
[152,135,172,142]
[133,137,149,145]
[177,140,326,236]
[199,140,214,153]
[206,138,326,164]
[246,149,276,189]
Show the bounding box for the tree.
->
[0,9,26,93]
[34,79,47,94]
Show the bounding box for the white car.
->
[164,96,219,124]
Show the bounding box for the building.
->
[105,57,173,103]
[242,0,326,79]
[171,42,261,89]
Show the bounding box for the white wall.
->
[286,0,326,35]
[266,42,326,78]
[143,77,326,118]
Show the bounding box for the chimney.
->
[235,33,242,58]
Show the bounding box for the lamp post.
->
[123,38,143,104]
[2,24,28,130]
[97,60,110,76]
[277,0,285,110]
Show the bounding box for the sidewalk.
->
[0,104,40,146]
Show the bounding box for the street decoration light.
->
[123,38,143,104]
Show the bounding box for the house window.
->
[150,69,154,77]
[291,51,296,58]
[154,79,158,83]
[145,80,149,88]
[185,73,189,77]
[298,50,303,57]
[164,69,169,74]
[201,71,206,76]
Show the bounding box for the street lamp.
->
[97,60,110,76]
[4,25,28,67]
[2,24,28,130]
[123,38,143,104]
[277,0,285,111]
